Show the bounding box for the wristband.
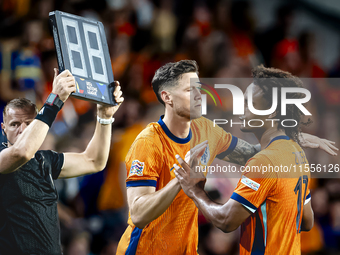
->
[35,104,60,127]
[97,116,115,125]
[45,93,64,109]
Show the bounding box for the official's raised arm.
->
[59,81,124,178]
[0,69,75,174]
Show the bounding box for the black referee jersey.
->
[0,143,64,255]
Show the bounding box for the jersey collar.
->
[158,115,192,144]
[266,135,290,148]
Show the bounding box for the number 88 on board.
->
[49,10,116,106]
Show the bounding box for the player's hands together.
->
[52,68,76,102]
[97,81,124,119]
[300,132,338,156]
[174,141,208,198]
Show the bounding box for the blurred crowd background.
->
[0,0,340,254]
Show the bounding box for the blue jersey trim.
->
[260,201,267,247]
[126,180,157,188]
[125,227,143,255]
[225,136,238,155]
[217,136,238,160]
[230,192,257,212]
[251,211,265,254]
[157,115,191,144]
[266,135,290,148]
[306,193,311,200]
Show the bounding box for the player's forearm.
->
[190,188,234,232]
[301,218,314,232]
[301,205,314,232]
[83,121,112,171]
[0,120,49,174]
[222,139,260,165]
[130,178,182,228]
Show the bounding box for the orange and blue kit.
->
[231,136,311,255]
[117,116,238,255]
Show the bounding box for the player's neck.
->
[258,128,286,150]
[162,112,190,139]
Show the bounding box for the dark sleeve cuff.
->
[126,180,157,188]
[231,192,257,213]
[217,136,238,159]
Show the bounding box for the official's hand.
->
[174,141,208,198]
[300,132,338,156]
[97,81,124,119]
[52,68,76,102]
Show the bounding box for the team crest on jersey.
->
[200,144,210,166]
[129,160,145,177]
[241,176,260,191]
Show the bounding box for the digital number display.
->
[50,11,115,105]
[83,23,108,84]
[61,17,88,78]
[60,16,108,84]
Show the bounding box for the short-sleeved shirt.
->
[0,143,64,255]
[231,136,311,255]
[117,116,238,255]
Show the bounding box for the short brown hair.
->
[152,60,199,105]
[3,98,38,122]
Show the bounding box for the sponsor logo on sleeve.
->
[241,176,260,191]
[129,160,145,177]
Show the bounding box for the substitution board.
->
[49,11,116,106]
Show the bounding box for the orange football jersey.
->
[116,116,238,255]
[231,136,311,255]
